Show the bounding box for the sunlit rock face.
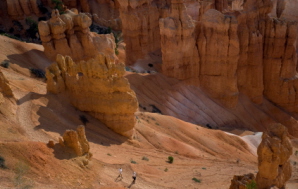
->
[46,54,138,137]
[40,9,138,137]
[59,125,90,157]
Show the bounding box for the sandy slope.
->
[0,36,297,189]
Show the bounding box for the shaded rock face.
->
[256,124,292,189]
[46,54,138,137]
[62,0,121,30]
[6,0,41,20]
[159,1,239,107]
[269,0,298,21]
[118,0,236,66]
[0,70,13,97]
[59,125,90,156]
[263,19,298,113]
[118,0,169,65]
[159,0,199,80]
[38,9,116,62]
[119,0,298,116]
[63,0,121,30]
[229,173,255,189]
[3,0,120,23]
[198,9,239,108]
[0,69,13,106]
[62,0,90,13]
[0,0,121,41]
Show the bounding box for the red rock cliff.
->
[119,0,298,115]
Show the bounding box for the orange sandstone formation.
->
[46,54,138,137]
[118,0,163,65]
[159,0,199,80]
[41,9,138,137]
[38,9,116,62]
[256,124,292,189]
[59,125,91,157]
[263,19,298,113]
[198,9,239,108]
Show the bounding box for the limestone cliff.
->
[198,9,239,108]
[263,20,298,113]
[118,0,163,65]
[159,0,199,80]
[256,124,292,189]
[46,54,138,137]
[119,0,298,116]
[235,0,271,104]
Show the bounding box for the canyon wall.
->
[263,19,298,113]
[120,0,298,115]
[198,9,239,108]
[159,0,199,80]
[256,124,292,189]
[118,0,164,65]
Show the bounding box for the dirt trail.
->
[15,91,49,142]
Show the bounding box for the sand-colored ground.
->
[0,36,297,188]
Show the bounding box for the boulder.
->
[60,125,90,156]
